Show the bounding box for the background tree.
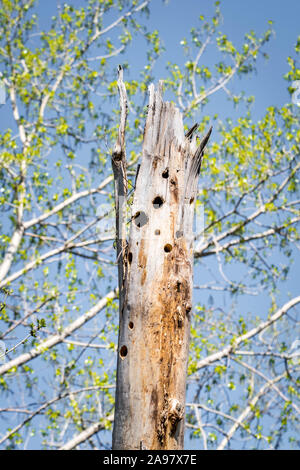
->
[0,0,299,449]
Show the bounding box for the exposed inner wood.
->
[112,78,211,450]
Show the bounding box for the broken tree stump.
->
[112,73,211,450]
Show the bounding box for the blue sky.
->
[2,0,299,127]
[150,0,299,110]
[35,0,300,112]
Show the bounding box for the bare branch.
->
[196,296,300,371]
[23,174,113,231]
[0,290,117,376]
[0,385,114,445]
[232,357,300,415]
[217,373,286,450]
[59,414,113,450]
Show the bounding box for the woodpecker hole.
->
[128,321,134,330]
[120,345,128,358]
[162,168,169,178]
[164,244,173,253]
[190,197,194,204]
[155,229,161,235]
[128,252,133,264]
[152,196,164,209]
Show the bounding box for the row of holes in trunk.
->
[120,168,191,358]
[128,241,172,266]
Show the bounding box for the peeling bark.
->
[112,76,211,450]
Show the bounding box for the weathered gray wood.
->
[112,78,211,450]
[111,65,128,314]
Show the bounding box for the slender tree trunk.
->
[112,69,211,450]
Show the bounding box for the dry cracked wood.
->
[112,77,211,450]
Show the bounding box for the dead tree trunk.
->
[112,68,211,450]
